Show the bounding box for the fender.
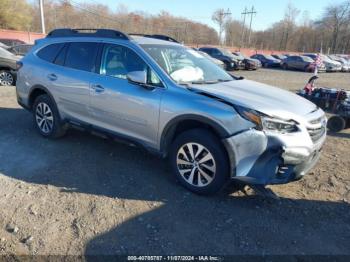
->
[160,114,230,155]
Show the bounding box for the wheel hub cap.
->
[0,72,13,86]
[176,143,216,187]
[35,102,54,134]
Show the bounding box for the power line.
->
[57,0,120,26]
[241,6,257,47]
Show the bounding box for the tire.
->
[0,70,14,86]
[224,61,234,71]
[169,129,230,195]
[263,63,269,68]
[283,63,288,70]
[327,116,346,132]
[33,94,67,138]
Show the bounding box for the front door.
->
[89,43,164,148]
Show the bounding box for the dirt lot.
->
[0,69,349,256]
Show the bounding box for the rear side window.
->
[54,44,68,66]
[37,43,64,63]
[64,42,99,72]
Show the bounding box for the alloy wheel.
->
[0,71,14,86]
[35,102,54,134]
[176,143,216,187]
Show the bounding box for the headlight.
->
[235,106,299,133]
[261,117,299,133]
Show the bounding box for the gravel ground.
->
[0,69,349,256]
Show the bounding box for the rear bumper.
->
[223,121,326,185]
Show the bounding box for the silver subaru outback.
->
[16,29,327,195]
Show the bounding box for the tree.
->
[322,1,350,53]
[0,0,33,30]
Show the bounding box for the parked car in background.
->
[304,54,342,72]
[0,42,9,49]
[0,47,21,86]
[282,55,325,72]
[272,54,287,60]
[250,54,281,68]
[0,38,26,47]
[197,50,225,69]
[328,55,350,72]
[199,47,240,70]
[232,52,261,70]
[7,44,33,56]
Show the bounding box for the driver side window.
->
[100,44,162,86]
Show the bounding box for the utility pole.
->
[212,8,231,45]
[240,7,248,48]
[39,0,46,34]
[220,8,232,45]
[247,6,257,46]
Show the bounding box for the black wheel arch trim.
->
[29,85,56,110]
[160,114,230,156]
[28,85,64,122]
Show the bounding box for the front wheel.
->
[169,129,230,195]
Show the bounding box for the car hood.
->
[245,58,259,64]
[191,79,318,120]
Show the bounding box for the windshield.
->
[301,56,314,62]
[141,45,233,84]
[264,55,277,60]
[219,48,234,57]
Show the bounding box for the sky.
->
[75,0,345,31]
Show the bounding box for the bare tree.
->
[322,1,350,53]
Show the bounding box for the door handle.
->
[47,73,57,81]
[91,84,105,93]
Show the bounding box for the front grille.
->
[308,126,326,143]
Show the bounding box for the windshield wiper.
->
[178,79,232,86]
[217,79,232,82]
[191,80,219,84]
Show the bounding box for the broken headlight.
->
[235,105,299,133]
[261,117,299,133]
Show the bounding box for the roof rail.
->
[129,33,180,43]
[46,28,130,40]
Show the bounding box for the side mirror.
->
[127,71,147,85]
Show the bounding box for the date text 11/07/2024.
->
[127,256,220,261]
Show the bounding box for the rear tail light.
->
[16,61,23,70]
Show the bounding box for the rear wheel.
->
[327,116,346,132]
[0,70,14,86]
[283,63,288,70]
[169,129,230,195]
[33,94,67,138]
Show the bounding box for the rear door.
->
[44,41,100,123]
[288,56,297,68]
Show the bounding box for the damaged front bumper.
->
[223,119,327,185]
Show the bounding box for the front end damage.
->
[223,115,327,185]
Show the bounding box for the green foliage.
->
[0,0,33,30]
